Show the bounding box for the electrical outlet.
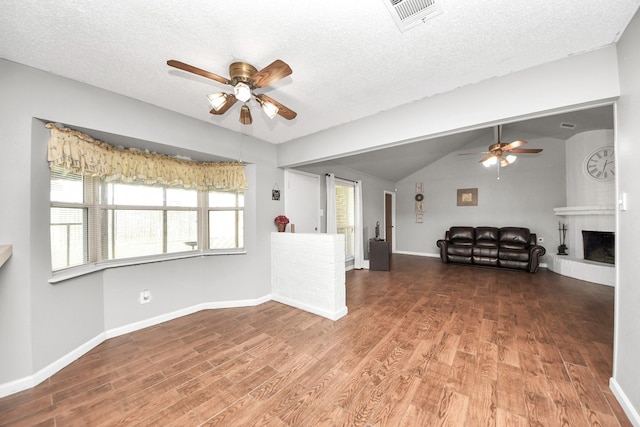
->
[139,290,151,304]
[537,237,544,243]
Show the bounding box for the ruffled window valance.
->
[46,123,248,191]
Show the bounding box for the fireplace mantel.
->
[554,205,615,216]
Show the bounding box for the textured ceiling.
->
[1,0,638,147]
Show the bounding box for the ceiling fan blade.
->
[479,154,496,163]
[167,60,230,85]
[257,94,297,120]
[459,151,490,155]
[209,95,237,115]
[252,60,292,88]
[509,148,543,153]
[501,140,527,151]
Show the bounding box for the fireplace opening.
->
[582,230,615,265]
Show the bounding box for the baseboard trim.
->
[0,295,272,399]
[272,294,347,321]
[393,250,439,258]
[105,295,272,340]
[610,377,640,426]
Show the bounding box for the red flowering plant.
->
[274,215,289,225]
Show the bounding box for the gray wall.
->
[395,131,566,258]
[0,59,281,387]
[613,6,640,420]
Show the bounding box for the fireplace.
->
[582,230,615,265]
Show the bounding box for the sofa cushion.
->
[448,245,473,257]
[475,227,499,247]
[473,245,498,266]
[499,248,530,262]
[499,227,530,249]
[449,226,475,246]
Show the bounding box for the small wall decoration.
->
[272,183,281,201]
[415,182,425,222]
[457,188,478,206]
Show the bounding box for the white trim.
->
[394,250,439,258]
[0,295,271,398]
[0,333,107,398]
[610,377,640,427]
[272,295,348,321]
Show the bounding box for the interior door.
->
[385,192,393,252]
[284,169,321,233]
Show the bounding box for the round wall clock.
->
[415,193,424,201]
[584,146,615,182]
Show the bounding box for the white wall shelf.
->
[0,245,12,268]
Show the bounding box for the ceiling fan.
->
[461,126,543,167]
[167,59,297,125]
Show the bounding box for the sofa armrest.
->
[436,239,450,263]
[527,244,546,273]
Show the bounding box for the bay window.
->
[50,166,244,272]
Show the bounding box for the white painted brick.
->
[271,232,347,320]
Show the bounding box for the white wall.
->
[394,132,566,257]
[0,59,281,391]
[612,7,640,423]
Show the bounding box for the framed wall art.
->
[457,188,478,206]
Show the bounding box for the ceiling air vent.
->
[560,122,577,129]
[383,0,444,32]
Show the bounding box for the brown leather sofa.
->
[436,226,546,273]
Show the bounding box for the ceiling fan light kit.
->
[464,126,542,171]
[233,82,252,102]
[167,58,296,125]
[259,98,279,119]
[240,104,252,125]
[207,92,229,111]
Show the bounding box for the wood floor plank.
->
[0,255,629,426]
[433,385,470,427]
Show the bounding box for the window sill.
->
[48,250,246,284]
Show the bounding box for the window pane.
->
[336,185,355,258]
[102,182,163,206]
[50,167,84,203]
[50,207,86,270]
[102,209,198,259]
[209,211,242,249]
[167,211,198,251]
[166,188,197,207]
[209,191,239,208]
[103,210,164,259]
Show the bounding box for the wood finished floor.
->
[0,255,631,426]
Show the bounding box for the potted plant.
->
[274,215,289,232]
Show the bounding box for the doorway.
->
[384,191,395,252]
